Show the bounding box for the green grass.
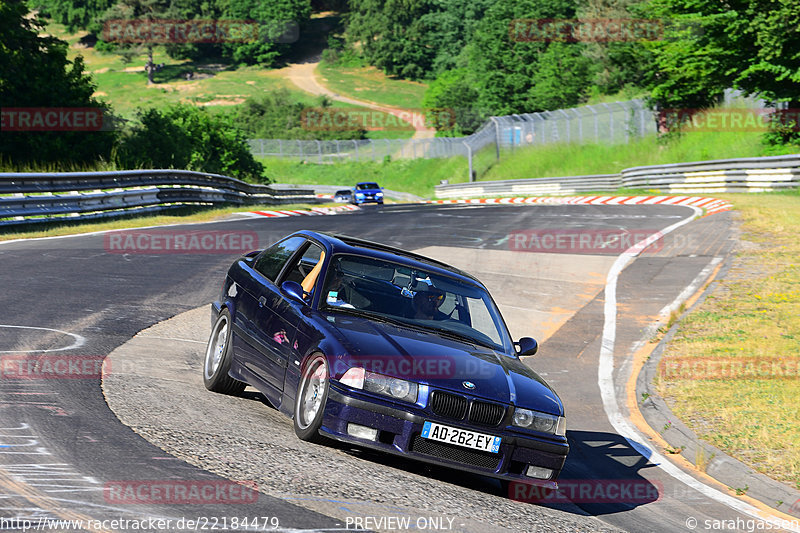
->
[258,157,468,198]
[317,60,428,110]
[259,128,799,198]
[47,22,412,138]
[478,130,800,181]
[657,191,800,486]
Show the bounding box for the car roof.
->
[292,230,482,286]
[356,182,379,186]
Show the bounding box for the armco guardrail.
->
[435,155,800,198]
[621,154,800,193]
[435,174,620,198]
[0,169,320,226]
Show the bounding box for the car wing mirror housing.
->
[515,337,538,356]
[281,281,306,303]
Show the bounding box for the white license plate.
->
[421,421,501,453]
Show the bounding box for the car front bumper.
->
[353,195,383,204]
[321,383,568,489]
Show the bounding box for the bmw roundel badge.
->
[462,381,476,390]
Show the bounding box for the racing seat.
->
[301,251,326,294]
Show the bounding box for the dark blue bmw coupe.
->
[204,231,568,488]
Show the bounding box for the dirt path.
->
[278,59,436,140]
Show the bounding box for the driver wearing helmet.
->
[412,286,447,320]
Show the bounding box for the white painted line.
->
[0,325,85,354]
[627,256,724,357]
[658,257,723,320]
[598,210,799,531]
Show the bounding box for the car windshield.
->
[321,254,512,352]
[356,183,379,190]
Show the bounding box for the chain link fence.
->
[249,99,654,162]
[248,90,778,181]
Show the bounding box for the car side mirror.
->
[515,337,538,356]
[281,281,305,303]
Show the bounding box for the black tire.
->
[203,309,246,395]
[293,353,329,443]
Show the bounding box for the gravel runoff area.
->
[102,306,621,533]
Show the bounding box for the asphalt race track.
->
[0,202,780,532]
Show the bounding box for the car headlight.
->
[339,367,418,403]
[355,193,365,198]
[376,192,383,197]
[513,408,566,436]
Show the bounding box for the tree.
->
[577,0,655,95]
[219,0,312,66]
[464,0,592,115]
[0,0,115,166]
[346,0,435,80]
[32,0,114,33]
[99,0,173,84]
[117,104,265,181]
[346,0,496,80]
[646,0,800,109]
[421,68,484,134]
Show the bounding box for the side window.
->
[281,243,324,288]
[465,296,502,345]
[254,237,306,281]
[438,292,459,320]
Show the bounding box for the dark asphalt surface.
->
[0,203,759,532]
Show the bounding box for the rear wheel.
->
[203,309,246,395]
[294,353,329,443]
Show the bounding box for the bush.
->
[117,104,265,182]
[234,90,366,140]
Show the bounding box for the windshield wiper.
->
[420,325,498,350]
[325,308,500,350]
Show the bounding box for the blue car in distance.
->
[203,231,568,489]
[352,182,384,205]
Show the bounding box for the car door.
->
[234,236,306,393]
[249,241,325,395]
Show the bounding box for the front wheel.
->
[203,309,246,395]
[294,353,329,443]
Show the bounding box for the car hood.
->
[321,313,563,416]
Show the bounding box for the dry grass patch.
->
[658,192,800,487]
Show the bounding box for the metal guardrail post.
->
[490,117,501,160]
[463,142,474,182]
